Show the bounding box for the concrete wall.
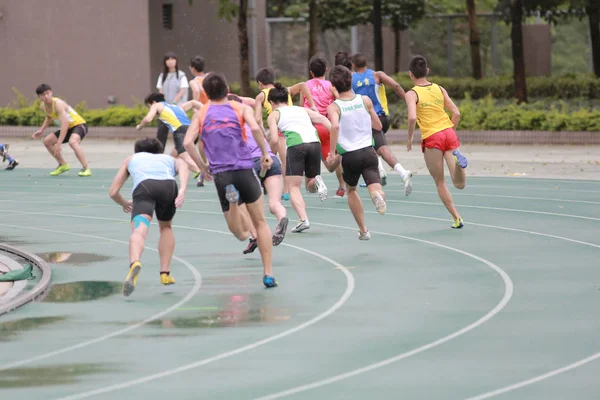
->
[0,0,151,108]
[148,0,268,94]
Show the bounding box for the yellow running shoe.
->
[123,261,142,296]
[160,273,176,285]
[50,164,70,176]
[452,218,464,229]
[78,167,92,177]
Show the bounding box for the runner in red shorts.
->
[300,56,346,197]
[405,55,468,229]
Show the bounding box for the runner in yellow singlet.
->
[32,83,92,177]
[405,55,468,229]
[254,68,317,201]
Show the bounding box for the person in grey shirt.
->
[155,52,189,152]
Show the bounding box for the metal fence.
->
[265,14,592,78]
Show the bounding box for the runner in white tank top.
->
[326,65,387,240]
[266,83,331,233]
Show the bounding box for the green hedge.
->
[2,87,599,131]
[387,95,600,131]
[228,74,600,103]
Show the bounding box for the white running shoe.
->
[371,192,387,215]
[291,219,310,233]
[403,171,413,197]
[314,175,327,201]
[377,157,387,186]
[358,231,371,241]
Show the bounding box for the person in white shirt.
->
[326,65,387,241]
[155,52,190,153]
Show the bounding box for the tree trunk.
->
[238,0,250,96]
[373,0,384,71]
[394,27,401,73]
[276,0,285,17]
[466,0,482,79]
[510,0,527,103]
[587,2,600,78]
[308,0,318,78]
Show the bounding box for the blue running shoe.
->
[225,184,240,203]
[452,150,468,169]
[281,192,290,201]
[263,275,278,288]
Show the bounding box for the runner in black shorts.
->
[327,65,387,240]
[33,83,92,177]
[266,83,331,234]
[109,137,189,297]
[137,93,205,186]
[184,72,278,288]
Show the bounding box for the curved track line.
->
[253,225,514,400]
[0,223,203,372]
[464,352,600,399]
[0,210,354,400]
[53,242,355,400]
[380,190,600,205]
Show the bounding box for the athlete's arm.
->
[136,104,160,130]
[183,110,209,175]
[330,85,340,99]
[180,100,203,112]
[109,156,133,212]
[305,108,331,132]
[172,74,189,105]
[266,110,280,151]
[189,79,200,102]
[173,158,189,208]
[289,82,317,111]
[254,92,265,124]
[376,71,406,99]
[243,105,273,169]
[54,100,70,151]
[441,86,461,130]
[33,112,52,138]
[240,96,256,107]
[405,90,418,152]
[362,96,383,131]
[325,103,341,172]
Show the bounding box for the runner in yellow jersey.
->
[32,84,91,177]
[405,56,468,229]
[254,68,317,201]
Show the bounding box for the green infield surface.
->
[0,169,598,400]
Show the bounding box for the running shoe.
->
[243,238,258,254]
[272,217,288,246]
[123,261,142,297]
[160,273,176,285]
[371,192,387,215]
[291,219,310,233]
[50,163,70,176]
[5,160,18,170]
[452,218,464,229]
[453,150,468,169]
[263,275,278,288]
[358,231,371,241]
[314,175,327,201]
[78,167,92,177]
[403,171,413,196]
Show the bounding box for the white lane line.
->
[253,224,514,400]
[0,223,203,372]
[52,233,355,399]
[463,352,600,399]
